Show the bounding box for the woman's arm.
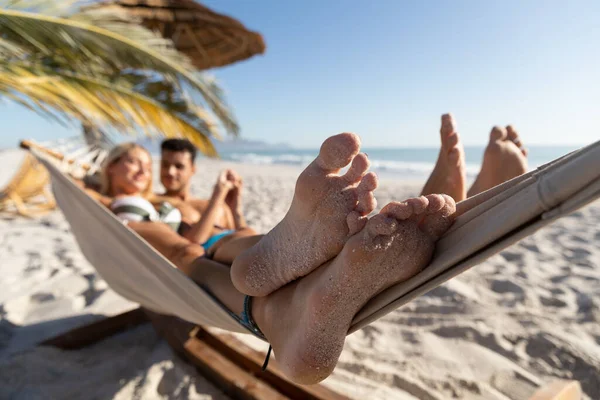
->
[182,171,233,244]
[84,187,113,208]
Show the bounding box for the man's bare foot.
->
[253,194,456,384]
[231,133,378,296]
[421,113,467,202]
[467,125,528,197]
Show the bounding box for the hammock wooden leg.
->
[39,187,57,210]
[40,308,148,349]
[1,191,55,218]
[143,309,349,400]
[40,308,348,400]
[9,192,37,218]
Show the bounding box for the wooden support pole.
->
[40,308,148,349]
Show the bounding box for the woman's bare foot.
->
[231,133,379,296]
[253,194,456,384]
[467,125,528,197]
[421,113,467,202]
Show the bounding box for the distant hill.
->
[213,137,292,152]
[137,136,292,155]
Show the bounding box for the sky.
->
[1,0,598,149]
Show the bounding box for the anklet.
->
[241,295,272,371]
[198,285,272,370]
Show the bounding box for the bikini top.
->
[110,196,181,232]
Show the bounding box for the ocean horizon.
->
[213,145,580,180]
[0,140,580,181]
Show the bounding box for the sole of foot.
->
[467,125,528,197]
[231,132,379,296]
[255,194,456,384]
[421,113,467,202]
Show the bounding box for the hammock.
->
[0,151,55,217]
[26,139,600,336]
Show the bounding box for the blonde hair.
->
[100,142,153,198]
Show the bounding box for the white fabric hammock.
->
[29,139,600,335]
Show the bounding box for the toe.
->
[489,126,507,142]
[419,194,457,239]
[354,172,378,214]
[366,213,397,237]
[347,210,367,235]
[506,125,524,148]
[407,196,429,216]
[355,190,377,215]
[447,132,459,149]
[381,196,429,221]
[357,171,378,192]
[506,125,518,140]
[343,153,370,183]
[380,201,412,220]
[424,194,445,214]
[440,113,457,148]
[316,132,361,173]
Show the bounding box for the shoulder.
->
[188,198,209,212]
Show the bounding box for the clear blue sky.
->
[1,0,598,149]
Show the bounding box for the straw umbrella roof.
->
[95,0,266,70]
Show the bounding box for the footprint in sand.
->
[565,246,592,261]
[489,279,525,295]
[411,303,469,315]
[550,274,569,284]
[539,296,567,308]
[519,242,541,253]
[389,314,437,327]
[574,259,594,269]
[524,332,599,396]
[429,325,521,369]
[359,325,382,348]
[572,290,595,315]
[500,250,524,263]
[30,292,56,303]
[425,285,463,301]
[569,235,588,244]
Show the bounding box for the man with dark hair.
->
[157,138,253,248]
[160,138,199,200]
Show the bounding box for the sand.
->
[0,148,598,399]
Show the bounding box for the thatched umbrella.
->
[94,0,266,70]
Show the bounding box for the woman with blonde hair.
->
[88,141,242,242]
[86,142,182,230]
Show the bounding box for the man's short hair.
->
[161,138,197,163]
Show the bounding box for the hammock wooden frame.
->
[0,151,56,218]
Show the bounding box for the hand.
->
[225,170,243,211]
[215,170,234,195]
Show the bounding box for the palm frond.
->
[0,62,218,156]
[4,0,84,16]
[0,7,239,135]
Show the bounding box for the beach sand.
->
[0,148,598,399]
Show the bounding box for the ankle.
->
[251,296,271,341]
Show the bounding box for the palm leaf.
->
[0,6,239,135]
[0,62,218,156]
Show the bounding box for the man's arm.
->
[189,198,233,229]
[181,171,232,244]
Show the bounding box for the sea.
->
[213,145,581,181]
